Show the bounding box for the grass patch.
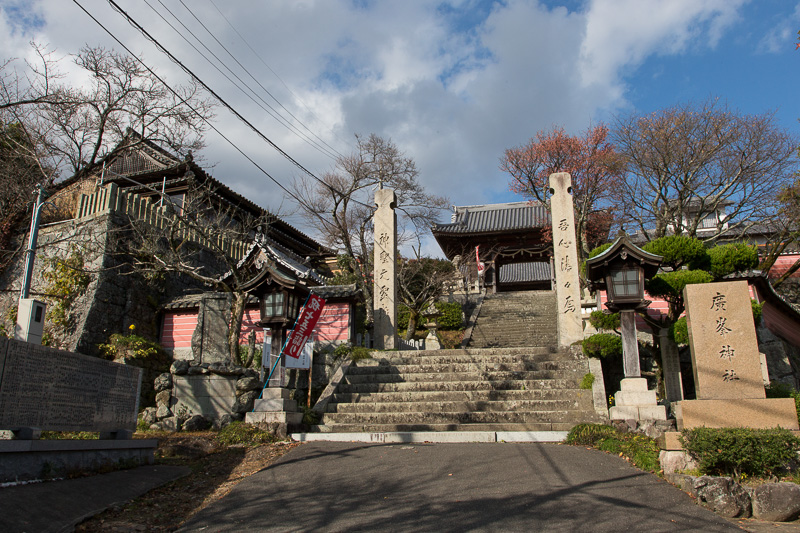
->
[215,422,279,447]
[565,423,660,473]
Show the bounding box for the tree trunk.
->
[405,312,418,340]
[228,291,247,365]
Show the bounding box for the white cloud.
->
[0,0,757,255]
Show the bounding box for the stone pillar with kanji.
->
[373,189,398,350]
[549,173,583,347]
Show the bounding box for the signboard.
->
[285,342,313,369]
[283,294,326,359]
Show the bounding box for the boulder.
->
[156,404,173,419]
[232,390,260,413]
[170,360,189,375]
[153,372,172,392]
[140,407,158,426]
[213,414,235,430]
[182,414,211,432]
[659,451,697,475]
[749,482,800,522]
[155,390,171,407]
[187,365,209,375]
[208,362,245,376]
[694,476,751,518]
[151,416,177,432]
[236,376,262,392]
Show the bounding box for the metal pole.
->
[19,185,46,300]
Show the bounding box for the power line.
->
[71,0,373,241]
[178,0,346,159]
[207,0,354,152]
[144,0,340,161]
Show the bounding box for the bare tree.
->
[124,178,268,363]
[613,99,799,242]
[293,133,449,324]
[397,254,456,339]
[501,124,623,261]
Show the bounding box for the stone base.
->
[677,398,799,431]
[245,411,303,425]
[609,378,667,421]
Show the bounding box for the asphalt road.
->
[180,441,741,532]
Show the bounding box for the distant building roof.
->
[499,262,551,283]
[432,201,549,235]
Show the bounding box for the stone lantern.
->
[421,306,442,351]
[585,231,662,377]
[586,231,667,421]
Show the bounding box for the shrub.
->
[589,310,620,332]
[215,422,278,446]
[671,317,689,345]
[565,424,660,472]
[98,329,167,361]
[397,305,410,331]
[751,300,763,325]
[582,333,622,359]
[707,242,758,280]
[645,270,713,302]
[642,235,709,270]
[434,301,463,330]
[579,373,595,390]
[680,427,800,478]
[350,347,372,361]
[565,423,617,445]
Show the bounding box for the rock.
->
[187,365,209,375]
[694,476,751,518]
[156,405,173,419]
[155,390,171,407]
[236,376,261,392]
[659,451,697,475]
[153,373,172,392]
[140,407,158,426]
[749,482,800,522]
[208,362,245,376]
[212,414,235,430]
[151,416,177,431]
[182,414,211,432]
[232,390,260,413]
[170,360,189,375]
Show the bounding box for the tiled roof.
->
[499,262,552,283]
[312,284,360,299]
[433,201,549,234]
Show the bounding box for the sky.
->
[2,0,799,257]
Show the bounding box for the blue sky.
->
[1,0,799,255]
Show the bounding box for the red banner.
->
[283,293,326,359]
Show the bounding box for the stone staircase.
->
[311,346,605,433]
[468,291,558,348]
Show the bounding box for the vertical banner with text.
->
[282,294,326,359]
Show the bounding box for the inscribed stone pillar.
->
[620,310,640,377]
[549,173,583,347]
[373,189,397,350]
[657,327,684,403]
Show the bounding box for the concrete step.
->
[331,388,588,404]
[341,369,580,384]
[336,378,580,394]
[326,396,595,414]
[308,421,601,433]
[321,409,600,426]
[347,360,588,375]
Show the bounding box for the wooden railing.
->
[75,183,249,262]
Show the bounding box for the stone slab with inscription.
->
[373,188,398,350]
[548,173,582,347]
[676,281,799,431]
[685,281,765,400]
[0,338,142,432]
[172,375,236,418]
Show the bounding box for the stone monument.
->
[548,173,583,347]
[373,188,398,350]
[677,280,798,430]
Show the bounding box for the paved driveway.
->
[181,442,740,532]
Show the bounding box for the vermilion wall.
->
[161,302,351,350]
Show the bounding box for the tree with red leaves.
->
[500,124,623,261]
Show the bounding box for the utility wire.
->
[207,0,354,152]
[178,0,346,159]
[102,0,375,210]
[70,0,333,217]
[144,0,340,161]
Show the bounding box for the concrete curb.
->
[291,431,568,443]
